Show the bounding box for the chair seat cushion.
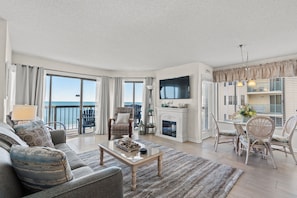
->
[220,129,236,136]
[10,145,73,192]
[111,123,130,136]
[272,134,289,143]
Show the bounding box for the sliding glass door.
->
[123,81,143,127]
[44,75,96,134]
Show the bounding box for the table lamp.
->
[11,105,37,124]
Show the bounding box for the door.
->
[123,81,143,127]
[201,80,214,139]
[44,75,96,134]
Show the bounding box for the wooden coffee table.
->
[98,140,163,190]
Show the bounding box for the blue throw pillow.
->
[10,145,73,192]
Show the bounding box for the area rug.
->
[78,139,243,198]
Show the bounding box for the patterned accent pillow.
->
[10,145,73,192]
[14,120,54,148]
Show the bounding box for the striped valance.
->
[213,59,297,82]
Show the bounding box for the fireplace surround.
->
[156,107,188,142]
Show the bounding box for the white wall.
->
[155,62,213,143]
[12,52,155,78]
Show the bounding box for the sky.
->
[45,76,96,102]
[45,76,143,103]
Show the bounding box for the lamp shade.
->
[237,81,243,87]
[11,105,37,121]
[247,80,256,87]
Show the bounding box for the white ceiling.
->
[1,0,297,71]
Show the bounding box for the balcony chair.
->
[77,109,96,134]
[108,107,134,140]
[211,113,237,152]
[271,115,297,164]
[239,116,277,169]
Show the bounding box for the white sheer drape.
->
[15,64,45,117]
[113,77,123,110]
[95,77,110,135]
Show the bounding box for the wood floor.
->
[66,131,297,198]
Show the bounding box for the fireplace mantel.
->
[156,107,188,142]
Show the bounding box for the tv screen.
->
[160,76,190,99]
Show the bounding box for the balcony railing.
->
[44,105,95,130]
[44,104,143,130]
[251,104,283,115]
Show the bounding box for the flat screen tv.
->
[159,76,190,99]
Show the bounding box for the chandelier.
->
[237,44,256,87]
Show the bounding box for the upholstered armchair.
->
[108,107,134,140]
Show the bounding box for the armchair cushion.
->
[115,113,130,124]
[14,120,54,148]
[10,145,73,192]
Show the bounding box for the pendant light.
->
[237,44,256,87]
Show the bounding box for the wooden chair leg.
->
[108,131,111,140]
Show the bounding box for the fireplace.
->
[162,120,177,137]
[156,107,188,142]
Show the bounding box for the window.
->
[216,77,289,126]
[228,96,236,105]
[123,81,143,127]
[44,75,96,134]
[240,95,245,105]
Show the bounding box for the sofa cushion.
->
[0,147,25,198]
[55,143,87,169]
[10,145,73,192]
[14,120,54,148]
[0,123,28,151]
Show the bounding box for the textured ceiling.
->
[1,0,297,71]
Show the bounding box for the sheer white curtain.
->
[113,77,123,112]
[15,64,45,117]
[95,77,110,135]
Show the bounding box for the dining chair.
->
[239,116,277,169]
[233,123,246,155]
[271,115,297,164]
[210,113,237,152]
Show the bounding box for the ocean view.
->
[44,101,142,129]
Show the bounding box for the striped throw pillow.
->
[10,145,73,192]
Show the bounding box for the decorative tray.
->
[115,138,141,152]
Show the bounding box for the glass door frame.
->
[45,74,96,134]
[201,80,214,140]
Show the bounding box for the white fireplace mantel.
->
[155,107,188,142]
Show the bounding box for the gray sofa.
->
[0,122,123,198]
